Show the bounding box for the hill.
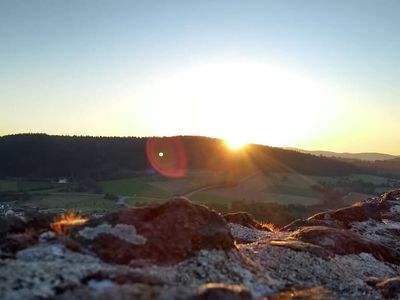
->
[286,147,398,161]
[0,134,363,179]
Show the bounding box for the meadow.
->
[2,170,398,215]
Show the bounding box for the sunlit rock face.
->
[70,197,235,265]
[2,191,400,299]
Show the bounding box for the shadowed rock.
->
[375,276,400,298]
[70,197,235,265]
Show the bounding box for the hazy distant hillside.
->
[286,147,398,161]
[0,134,362,179]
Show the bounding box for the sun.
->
[224,138,248,150]
[137,60,337,147]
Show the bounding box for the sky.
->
[1,0,399,154]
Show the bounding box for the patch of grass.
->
[0,180,18,191]
[0,179,53,192]
[190,192,233,206]
[262,193,322,205]
[99,178,170,197]
[147,170,239,195]
[264,184,321,198]
[125,197,165,206]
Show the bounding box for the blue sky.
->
[1,1,399,153]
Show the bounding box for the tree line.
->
[0,134,392,180]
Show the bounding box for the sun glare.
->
[136,60,338,147]
[225,138,247,150]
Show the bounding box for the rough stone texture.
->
[0,244,165,300]
[2,191,400,300]
[266,240,330,259]
[70,197,235,265]
[228,223,276,244]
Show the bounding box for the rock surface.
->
[70,197,235,265]
[2,191,400,299]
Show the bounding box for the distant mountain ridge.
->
[286,147,399,161]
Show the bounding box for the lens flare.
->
[146,137,186,178]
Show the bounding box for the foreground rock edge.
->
[1,191,400,299]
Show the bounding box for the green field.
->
[265,184,321,198]
[28,193,118,213]
[0,179,54,192]
[124,196,165,206]
[3,171,398,213]
[146,170,238,194]
[99,178,170,198]
[311,174,395,185]
[0,180,17,191]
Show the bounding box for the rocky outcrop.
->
[2,190,400,300]
[70,197,235,265]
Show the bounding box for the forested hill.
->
[0,134,366,179]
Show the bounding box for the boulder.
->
[70,197,235,265]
